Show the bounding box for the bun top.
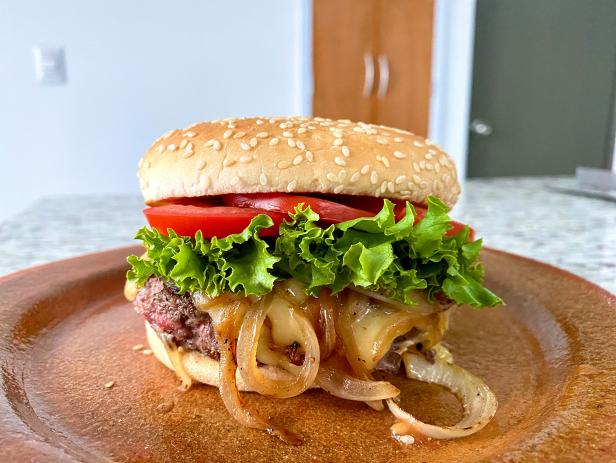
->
[138,116,461,207]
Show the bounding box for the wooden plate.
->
[0,247,615,462]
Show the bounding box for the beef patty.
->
[134,277,304,365]
[134,277,220,360]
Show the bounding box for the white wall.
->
[0,0,309,219]
[429,0,477,182]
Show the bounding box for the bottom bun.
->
[145,322,317,392]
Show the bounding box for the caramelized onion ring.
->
[386,351,497,443]
[316,362,400,401]
[237,294,320,399]
[212,299,302,445]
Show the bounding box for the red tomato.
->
[143,205,285,238]
[223,193,373,223]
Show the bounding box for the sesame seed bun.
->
[138,116,461,207]
[145,322,317,391]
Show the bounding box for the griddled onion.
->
[387,351,498,443]
[211,299,302,445]
[159,281,496,446]
[236,293,320,398]
[316,360,400,401]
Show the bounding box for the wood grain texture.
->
[313,0,376,122]
[373,0,434,136]
[0,247,615,462]
[312,0,434,136]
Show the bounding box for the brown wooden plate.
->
[0,247,615,462]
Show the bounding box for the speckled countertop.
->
[1,176,614,294]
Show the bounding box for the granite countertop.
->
[1,176,614,294]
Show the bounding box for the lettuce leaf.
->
[127,197,502,309]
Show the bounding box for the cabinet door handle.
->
[362,52,375,98]
[377,54,389,99]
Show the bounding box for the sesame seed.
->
[332,132,343,138]
[393,151,406,159]
[370,171,378,185]
[413,140,425,147]
[132,344,144,351]
[167,144,177,151]
[249,137,258,147]
[227,123,236,129]
[341,146,350,157]
[256,132,269,138]
[376,137,388,145]
[287,180,297,192]
[223,129,233,139]
[196,160,206,170]
[233,131,246,139]
[333,138,343,146]
[360,164,370,175]
[338,169,347,180]
[269,137,279,146]
[240,155,253,163]
[350,172,361,183]
[425,163,434,170]
[292,154,303,165]
[230,176,240,186]
[387,181,395,193]
[282,131,293,138]
[413,174,422,184]
[259,173,268,186]
[104,381,115,389]
[212,140,221,151]
[305,151,314,162]
[395,175,406,184]
[223,159,236,167]
[394,137,403,143]
[238,143,250,152]
[297,127,307,134]
[419,160,426,169]
[182,150,194,159]
[326,173,337,182]
[334,157,347,166]
[256,119,265,125]
[334,185,344,194]
[155,144,164,153]
[400,189,412,195]
[277,160,291,169]
[380,181,388,194]
[425,152,434,160]
[179,139,188,149]
[205,139,216,147]
[142,349,153,355]
[413,163,421,173]
[381,156,390,168]
[296,140,306,150]
[287,138,296,148]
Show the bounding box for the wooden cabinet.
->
[313,0,434,136]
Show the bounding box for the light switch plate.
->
[33,45,67,85]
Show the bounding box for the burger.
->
[124,116,502,445]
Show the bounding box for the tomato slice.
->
[223,193,373,224]
[143,205,285,238]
